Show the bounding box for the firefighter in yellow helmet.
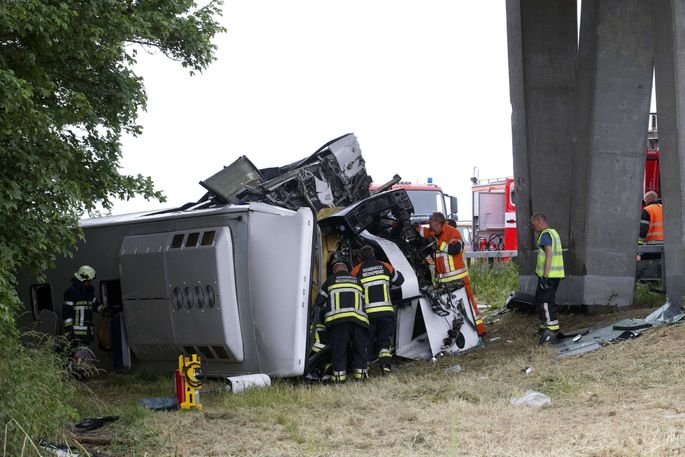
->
[63,265,105,346]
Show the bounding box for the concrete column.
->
[653,0,685,306]
[506,0,577,296]
[571,0,654,306]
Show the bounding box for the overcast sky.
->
[113,1,513,219]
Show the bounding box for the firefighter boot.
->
[352,367,369,381]
[331,370,347,383]
[379,349,393,376]
[320,363,333,382]
[538,329,559,346]
[476,318,487,336]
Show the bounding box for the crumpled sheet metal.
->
[644,301,685,325]
[555,301,684,359]
[200,133,372,212]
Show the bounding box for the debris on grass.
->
[510,390,552,408]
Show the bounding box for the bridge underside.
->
[507,0,685,306]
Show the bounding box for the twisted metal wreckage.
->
[18,134,481,378]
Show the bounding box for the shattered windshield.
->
[405,190,445,217]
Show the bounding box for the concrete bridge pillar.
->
[570,0,654,306]
[507,0,655,306]
[653,0,685,306]
[506,0,577,299]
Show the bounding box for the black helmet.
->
[329,253,349,270]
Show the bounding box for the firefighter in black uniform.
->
[63,265,104,346]
[314,260,369,382]
[352,245,404,376]
[304,308,332,382]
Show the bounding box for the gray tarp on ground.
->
[554,301,684,359]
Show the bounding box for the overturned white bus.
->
[16,134,480,377]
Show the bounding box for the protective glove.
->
[539,277,550,290]
[421,237,438,255]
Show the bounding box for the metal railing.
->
[465,250,518,259]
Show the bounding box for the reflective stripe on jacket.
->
[316,272,368,327]
[63,279,102,339]
[351,259,404,319]
[535,228,565,278]
[417,223,468,283]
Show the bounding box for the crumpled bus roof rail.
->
[199,133,372,212]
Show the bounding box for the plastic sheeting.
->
[555,301,684,359]
[510,390,552,408]
[644,301,685,325]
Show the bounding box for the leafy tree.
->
[0,0,225,450]
[0,0,225,320]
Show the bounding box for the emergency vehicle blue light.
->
[427,177,433,184]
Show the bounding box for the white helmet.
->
[74,265,96,282]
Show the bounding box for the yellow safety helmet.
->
[74,265,96,282]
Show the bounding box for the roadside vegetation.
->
[5,254,673,456]
[0,333,78,456]
[634,281,668,307]
[469,260,519,308]
[65,303,683,457]
[0,2,224,455]
[21,265,666,456]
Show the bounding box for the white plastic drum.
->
[225,374,271,393]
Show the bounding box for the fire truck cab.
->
[370,180,458,223]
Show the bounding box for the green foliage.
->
[0,254,21,336]
[0,0,225,450]
[108,404,166,455]
[65,373,174,455]
[633,281,666,307]
[469,260,519,308]
[0,334,78,456]
[0,0,225,293]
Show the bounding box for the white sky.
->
[114,1,514,219]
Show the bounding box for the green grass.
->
[633,281,667,306]
[67,307,685,456]
[0,333,78,457]
[5,260,677,456]
[469,260,519,308]
[69,371,177,455]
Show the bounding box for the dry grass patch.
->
[82,305,685,456]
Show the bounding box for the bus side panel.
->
[120,233,179,360]
[247,208,314,377]
[165,226,244,362]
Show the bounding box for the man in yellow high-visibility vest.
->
[530,213,565,345]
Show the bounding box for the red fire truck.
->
[471,176,517,255]
[645,112,660,195]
